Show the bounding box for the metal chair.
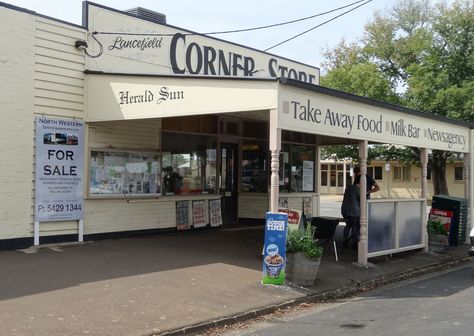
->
[311,216,340,262]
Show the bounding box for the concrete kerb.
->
[156,255,472,336]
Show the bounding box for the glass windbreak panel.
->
[368,202,396,253]
[242,142,268,193]
[291,145,314,192]
[398,201,423,247]
[279,144,290,192]
[162,133,217,195]
[90,151,160,195]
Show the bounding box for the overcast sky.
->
[6,0,397,68]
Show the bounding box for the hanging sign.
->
[277,208,302,231]
[209,199,223,227]
[176,200,190,230]
[262,212,288,285]
[192,200,207,228]
[34,117,84,221]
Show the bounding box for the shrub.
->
[286,225,323,258]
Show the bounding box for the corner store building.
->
[1,1,473,265]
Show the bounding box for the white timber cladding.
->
[85,118,166,233]
[33,16,86,236]
[35,17,85,118]
[88,119,161,150]
[279,85,471,153]
[0,7,36,239]
[84,199,175,234]
[85,75,278,122]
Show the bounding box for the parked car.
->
[469,227,474,256]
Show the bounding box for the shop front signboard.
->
[279,89,470,153]
[34,117,84,221]
[85,3,319,84]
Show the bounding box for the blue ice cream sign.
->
[262,212,288,285]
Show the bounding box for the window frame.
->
[88,148,161,198]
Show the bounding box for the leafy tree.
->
[321,0,474,195]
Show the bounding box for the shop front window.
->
[242,142,268,193]
[90,150,160,196]
[290,145,315,192]
[162,133,217,195]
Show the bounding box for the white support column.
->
[464,152,471,244]
[343,159,347,191]
[358,140,368,266]
[269,109,281,213]
[79,219,84,242]
[34,221,40,246]
[467,128,474,242]
[420,148,429,251]
[315,144,321,196]
[314,144,321,217]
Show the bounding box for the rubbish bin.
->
[431,195,468,246]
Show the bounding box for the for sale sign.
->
[35,117,84,221]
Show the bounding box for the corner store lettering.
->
[169,33,317,83]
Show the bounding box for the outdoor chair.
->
[310,216,340,262]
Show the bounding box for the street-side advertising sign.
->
[278,208,302,231]
[35,117,84,221]
[262,212,288,285]
[430,208,453,235]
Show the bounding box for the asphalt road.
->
[216,262,474,336]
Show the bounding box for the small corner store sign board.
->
[34,117,84,221]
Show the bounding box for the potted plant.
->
[427,220,449,253]
[285,225,323,286]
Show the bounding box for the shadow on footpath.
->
[0,228,266,301]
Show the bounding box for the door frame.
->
[218,139,240,224]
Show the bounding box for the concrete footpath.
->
[0,228,471,336]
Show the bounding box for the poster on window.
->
[302,160,314,191]
[192,200,207,228]
[34,117,84,222]
[176,200,190,230]
[209,199,222,227]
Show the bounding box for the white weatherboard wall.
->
[85,119,164,234]
[0,7,36,240]
[0,5,87,241]
[33,16,86,237]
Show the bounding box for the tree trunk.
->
[430,150,449,195]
